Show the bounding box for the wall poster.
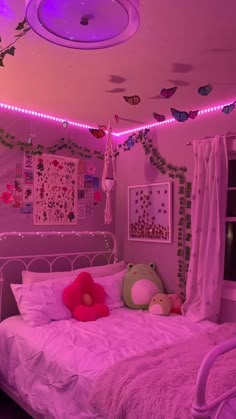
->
[33,153,78,225]
[128,182,172,243]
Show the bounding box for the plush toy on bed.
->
[123,263,164,309]
[148,293,171,316]
[63,272,109,322]
[168,293,183,315]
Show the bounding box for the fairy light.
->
[0,231,115,240]
[0,231,115,263]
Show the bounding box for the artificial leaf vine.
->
[0,129,104,160]
[0,18,30,67]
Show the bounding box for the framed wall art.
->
[128,182,172,243]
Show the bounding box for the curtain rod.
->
[186,132,236,146]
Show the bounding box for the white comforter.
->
[0,308,216,419]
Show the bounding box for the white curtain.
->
[182,136,228,322]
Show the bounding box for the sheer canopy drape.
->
[182,136,228,322]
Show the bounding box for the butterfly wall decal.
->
[153,112,166,122]
[160,86,177,98]
[171,108,199,122]
[198,84,212,96]
[89,126,106,139]
[188,110,199,119]
[222,102,236,114]
[171,108,188,122]
[123,95,141,105]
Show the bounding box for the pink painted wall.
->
[115,111,236,300]
[0,108,113,233]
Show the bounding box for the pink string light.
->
[0,101,234,137]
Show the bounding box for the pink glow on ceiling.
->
[0,100,234,138]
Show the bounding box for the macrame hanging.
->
[101,124,116,224]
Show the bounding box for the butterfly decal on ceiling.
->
[89,125,106,139]
[222,102,236,115]
[160,86,177,99]
[171,108,199,122]
[153,112,166,122]
[123,95,141,105]
[188,110,199,119]
[198,84,212,96]
[171,108,189,122]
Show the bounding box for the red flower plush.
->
[63,272,109,322]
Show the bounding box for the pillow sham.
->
[95,269,127,309]
[11,277,72,327]
[12,268,127,326]
[22,260,127,284]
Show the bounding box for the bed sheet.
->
[0,308,217,419]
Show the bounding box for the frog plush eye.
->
[149,262,156,271]
[127,263,134,271]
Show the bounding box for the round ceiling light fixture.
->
[25,0,140,49]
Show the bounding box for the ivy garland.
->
[0,129,104,160]
[0,19,30,67]
[0,127,191,297]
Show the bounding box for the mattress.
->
[0,308,217,419]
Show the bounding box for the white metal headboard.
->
[0,231,118,321]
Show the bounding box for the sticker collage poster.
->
[33,154,78,225]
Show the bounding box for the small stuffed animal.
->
[123,263,164,310]
[63,271,109,322]
[168,293,183,315]
[148,293,171,316]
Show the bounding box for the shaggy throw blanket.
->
[89,323,236,419]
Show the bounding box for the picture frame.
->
[128,182,172,243]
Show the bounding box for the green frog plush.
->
[123,263,164,309]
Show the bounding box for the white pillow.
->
[12,269,127,326]
[95,269,127,309]
[22,260,127,284]
[11,277,72,327]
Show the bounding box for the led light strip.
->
[0,101,234,137]
[115,102,235,136]
[0,102,94,130]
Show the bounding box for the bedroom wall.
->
[115,110,236,297]
[0,108,114,233]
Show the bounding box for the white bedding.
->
[0,308,217,419]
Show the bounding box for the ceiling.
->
[0,0,236,131]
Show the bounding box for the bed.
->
[0,231,236,419]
